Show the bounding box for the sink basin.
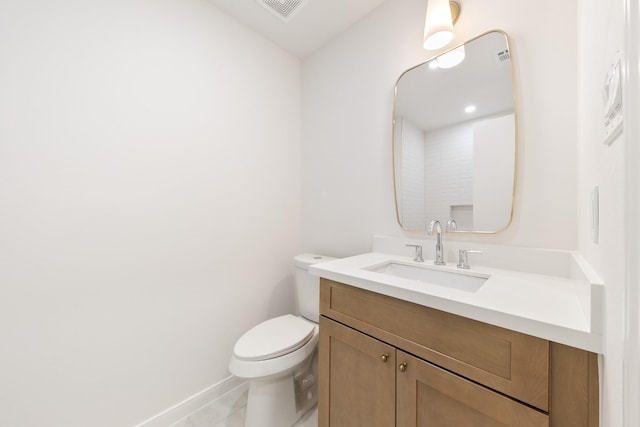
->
[364,261,489,292]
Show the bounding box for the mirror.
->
[393,30,516,233]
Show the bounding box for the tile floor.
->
[171,381,318,427]
[210,402,318,427]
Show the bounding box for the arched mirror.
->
[393,30,516,233]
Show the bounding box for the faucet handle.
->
[457,249,482,269]
[446,218,457,231]
[406,244,424,262]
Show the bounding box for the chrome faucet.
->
[427,219,446,265]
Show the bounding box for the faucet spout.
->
[428,219,446,265]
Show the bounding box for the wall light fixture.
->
[423,0,461,50]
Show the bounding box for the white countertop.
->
[310,251,603,353]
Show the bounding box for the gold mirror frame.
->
[392,30,517,234]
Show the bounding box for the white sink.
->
[364,261,489,292]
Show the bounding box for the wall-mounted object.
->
[602,55,623,145]
[423,0,461,50]
[392,30,516,233]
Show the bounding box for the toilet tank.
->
[293,254,336,323]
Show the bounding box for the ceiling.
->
[207,0,388,57]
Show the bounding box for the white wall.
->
[577,0,627,426]
[0,1,301,426]
[424,121,474,227]
[301,0,578,257]
[397,117,426,229]
[473,114,516,231]
[397,114,514,232]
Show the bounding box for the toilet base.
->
[243,351,318,427]
[245,373,297,427]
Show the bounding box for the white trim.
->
[133,376,246,427]
[623,0,640,425]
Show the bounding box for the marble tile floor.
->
[209,406,317,427]
[170,381,318,427]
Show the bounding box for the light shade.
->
[436,45,465,69]
[423,0,454,50]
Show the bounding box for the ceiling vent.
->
[256,0,309,22]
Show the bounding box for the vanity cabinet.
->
[318,279,599,427]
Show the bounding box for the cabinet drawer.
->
[320,279,549,411]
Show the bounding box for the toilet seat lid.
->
[233,314,315,361]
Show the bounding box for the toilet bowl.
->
[229,315,319,427]
[228,254,334,427]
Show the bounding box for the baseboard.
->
[133,376,248,427]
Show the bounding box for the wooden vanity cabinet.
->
[318,279,599,427]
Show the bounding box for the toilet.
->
[229,253,335,427]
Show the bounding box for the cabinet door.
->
[318,316,396,427]
[396,351,549,427]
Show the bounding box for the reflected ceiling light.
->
[423,0,461,50]
[464,105,476,113]
[436,45,465,69]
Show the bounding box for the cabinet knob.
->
[399,362,407,372]
[380,353,389,363]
